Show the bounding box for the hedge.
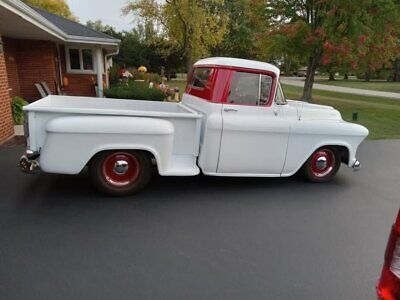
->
[11,96,28,125]
[104,81,165,101]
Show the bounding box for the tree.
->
[107,23,183,74]
[123,0,227,72]
[86,20,121,38]
[355,1,400,81]
[257,0,400,101]
[212,0,255,59]
[23,0,78,21]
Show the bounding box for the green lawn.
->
[282,84,400,140]
[314,78,400,93]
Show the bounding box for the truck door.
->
[218,71,290,175]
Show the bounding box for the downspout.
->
[56,44,63,93]
[104,48,119,88]
[95,48,104,97]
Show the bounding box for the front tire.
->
[90,150,152,196]
[302,147,341,183]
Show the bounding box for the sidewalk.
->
[14,125,24,136]
[281,77,400,100]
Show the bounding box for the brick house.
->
[0,0,120,144]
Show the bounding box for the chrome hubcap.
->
[316,156,328,170]
[113,160,129,175]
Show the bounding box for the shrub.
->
[108,63,120,85]
[131,72,161,83]
[356,69,393,81]
[11,96,28,125]
[104,81,165,101]
[133,72,146,81]
[147,73,162,83]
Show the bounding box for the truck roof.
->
[194,57,280,76]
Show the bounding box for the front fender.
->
[282,121,368,176]
[40,116,174,174]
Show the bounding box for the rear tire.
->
[302,147,341,183]
[90,150,152,196]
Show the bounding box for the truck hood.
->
[286,100,342,121]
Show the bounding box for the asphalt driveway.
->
[0,140,399,300]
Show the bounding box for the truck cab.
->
[183,58,293,176]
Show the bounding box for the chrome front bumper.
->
[19,150,40,174]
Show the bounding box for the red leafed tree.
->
[257,0,400,101]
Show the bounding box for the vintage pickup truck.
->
[20,57,368,195]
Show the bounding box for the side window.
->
[260,75,273,105]
[275,83,287,105]
[228,72,273,106]
[190,68,212,89]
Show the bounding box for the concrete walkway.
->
[14,125,24,136]
[281,77,400,100]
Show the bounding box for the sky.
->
[66,0,135,31]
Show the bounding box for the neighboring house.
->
[0,0,120,143]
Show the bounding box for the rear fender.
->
[39,116,174,174]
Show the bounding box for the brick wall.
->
[12,39,57,102]
[2,37,20,98]
[0,37,14,144]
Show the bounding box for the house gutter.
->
[67,35,120,45]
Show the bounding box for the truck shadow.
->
[18,168,349,209]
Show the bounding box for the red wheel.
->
[101,152,140,187]
[303,148,341,182]
[90,151,152,196]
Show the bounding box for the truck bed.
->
[24,96,203,176]
[25,95,201,119]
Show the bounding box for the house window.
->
[82,49,94,70]
[66,47,95,74]
[69,49,80,70]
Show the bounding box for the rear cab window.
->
[190,68,213,89]
[186,67,215,101]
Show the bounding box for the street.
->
[0,141,398,300]
[280,76,400,100]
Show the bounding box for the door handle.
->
[224,108,238,112]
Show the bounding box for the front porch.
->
[2,36,110,101]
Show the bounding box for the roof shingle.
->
[31,6,119,42]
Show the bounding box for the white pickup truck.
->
[20,57,368,195]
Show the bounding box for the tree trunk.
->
[186,51,194,75]
[344,73,349,80]
[301,55,319,102]
[285,59,291,75]
[393,59,400,82]
[328,71,335,81]
[365,70,370,82]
